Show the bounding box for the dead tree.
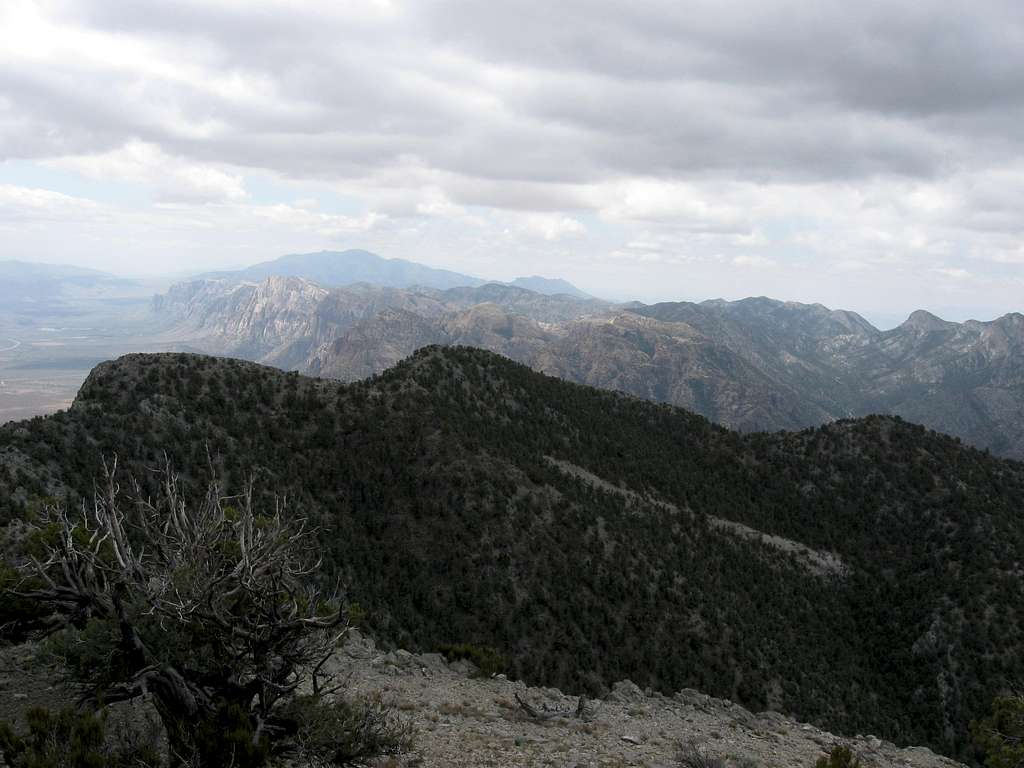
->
[8,459,348,765]
[514,691,594,722]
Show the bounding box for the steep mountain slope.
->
[153,278,609,379]
[632,297,880,418]
[2,347,1023,762]
[302,297,842,431]
[531,312,836,431]
[306,303,558,381]
[152,276,459,369]
[424,283,607,322]
[852,311,1024,456]
[158,278,1024,457]
[636,300,1024,457]
[152,276,332,363]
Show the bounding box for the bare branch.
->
[5,459,352,761]
[514,692,592,722]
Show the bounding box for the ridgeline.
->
[2,346,1023,762]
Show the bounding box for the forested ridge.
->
[2,345,1023,763]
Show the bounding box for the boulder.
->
[606,679,645,703]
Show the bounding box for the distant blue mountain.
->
[0,260,143,307]
[198,250,594,298]
[508,275,591,298]
[199,250,486,291]
[0,260,113,282]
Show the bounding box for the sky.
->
[1,0,1024,325]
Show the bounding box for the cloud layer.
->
[2,0,1023,321]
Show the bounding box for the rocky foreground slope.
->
[0,632,966,768]
[328,632,968,768]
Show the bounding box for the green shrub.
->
[972,694,1024,768]
[3,470,403,767]
[188,703,269,768]
[436,642,508,678]
[674,739,725,768]
[815,745,861,768]
[0,563,49,640]
[277,694,412,766]
[0,706,161,768]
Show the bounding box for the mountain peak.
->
[901,309,952,332]
[995,311,1024,328]
[198,249,486,291]
[507,275,591,298]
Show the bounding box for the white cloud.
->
[45,141,247,202]
[0,0,1022,316]
[596,179,747,232]
[517,213,586,241]
[0,183,101,223]
[732,254,777,268]
[833,260,872,272]
[249,203,383,237]
[932,267,973,280]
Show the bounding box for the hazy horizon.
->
[4,248,1017,331]
[3,1,1023,323]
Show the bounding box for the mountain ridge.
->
[2,346,1023,762]
[196,249,487,290]
[194,249,592,297]
[150,278,1024,458]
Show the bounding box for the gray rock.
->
[341,628,377,659]
[448,658,478,676]
[606,679,645,703]
[419,652,448,672]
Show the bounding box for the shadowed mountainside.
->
[2,347,1023,762]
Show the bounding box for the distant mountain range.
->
[151,275,1024,459]
[151,276,607,370]
[196,249,592,297]
[0,260,147,313]
[4,345,1023,760]
[506,274,591,298]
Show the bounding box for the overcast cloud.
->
[2,0,1023,323]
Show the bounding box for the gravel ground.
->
[0,635,968,768]
[331,632,968,768]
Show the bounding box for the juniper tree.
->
[4,459,407,767]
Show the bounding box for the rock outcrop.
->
[324,632,968,768]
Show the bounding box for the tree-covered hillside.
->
[2,346,1023,762]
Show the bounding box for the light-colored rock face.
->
[152,279,1024,458]
[153,279,609,382]
[317,632,967,768]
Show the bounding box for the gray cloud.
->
[10,0,1018,187]
[2,0,1023,318]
